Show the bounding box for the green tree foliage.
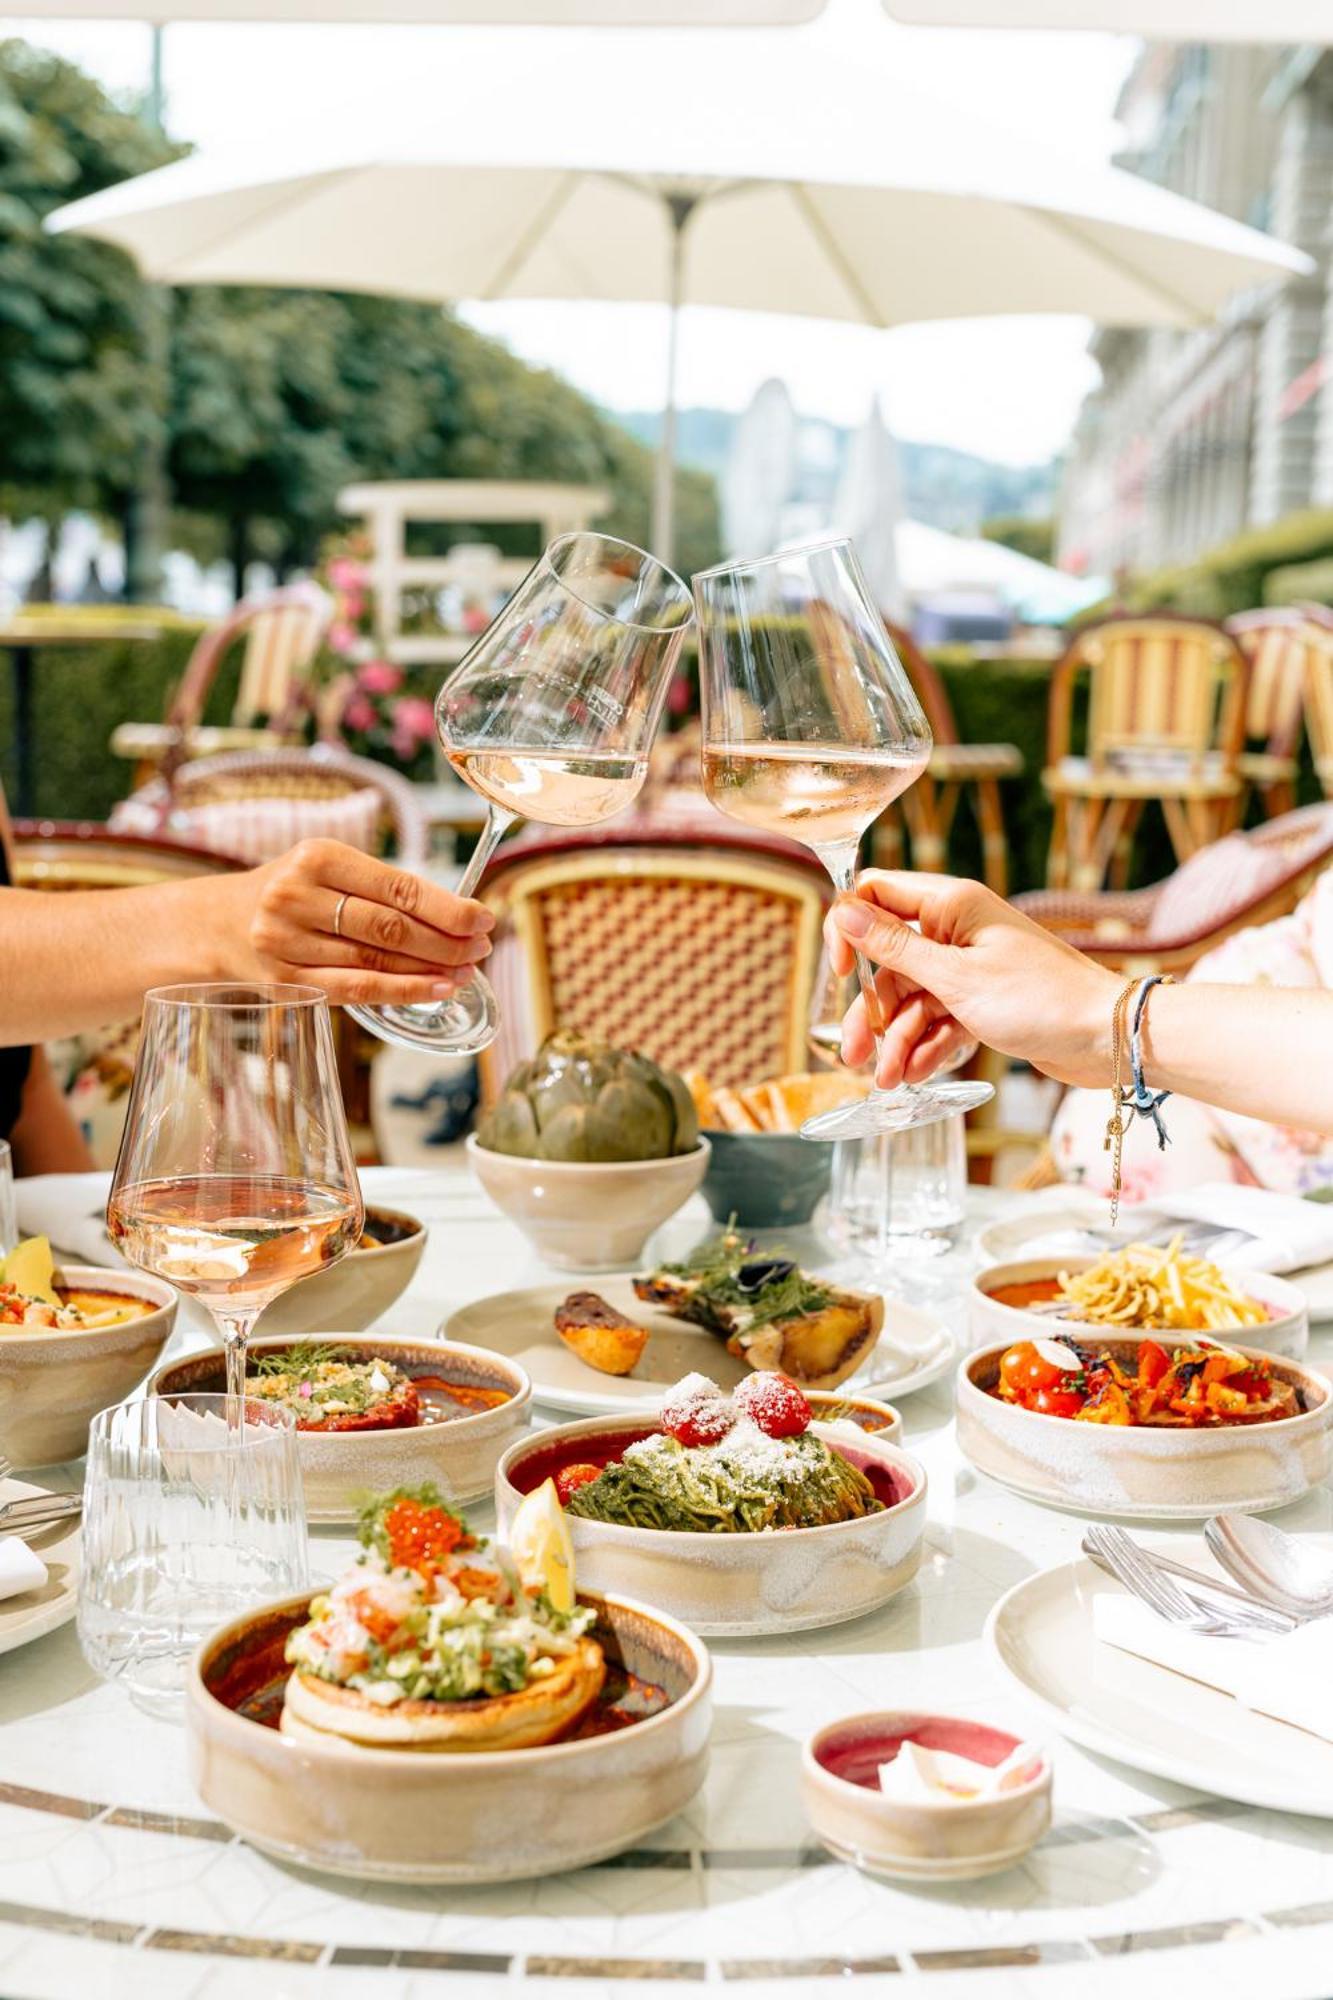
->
[0,40,177,521]
[979,514,1055,566]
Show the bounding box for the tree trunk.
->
[229,516,251,599]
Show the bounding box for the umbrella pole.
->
[651,194,697,566]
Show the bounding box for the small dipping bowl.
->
[802,1710,1051,1882]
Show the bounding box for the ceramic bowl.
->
[254,1206,426,1338]
[802,1712,1052,1882]
[956,1337,1333,1519]
[150,1336,531,1523]
[699,1128,832,1229]
[187,1588,712,1883]
[0,1265,176,1468]
[970,1255,1309,1361]
[465,1135,711,1272]
[806,1388,902,1446]
[495,1414,926,1636]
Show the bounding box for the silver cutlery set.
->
[1084,1514,1333,1640]
[0,1454,81,1540]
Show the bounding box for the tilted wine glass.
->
[107,983,364,1415]
[694,536,994,1141]
[347,532,694,1056]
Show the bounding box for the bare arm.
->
[0,839,494,1046]
[828,872,1333,1137]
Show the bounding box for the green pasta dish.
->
[561,1373,889,1534]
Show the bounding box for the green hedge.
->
[7,625,1315,895]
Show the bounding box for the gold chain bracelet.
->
[1103,976,1140,1226]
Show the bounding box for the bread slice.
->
[553,1292,650,1377]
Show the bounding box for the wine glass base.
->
[346,975,500,1056]
[801,1080,994,1141]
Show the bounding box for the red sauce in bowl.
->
[817,1714,1021,1790]
[507,1425,912,1512]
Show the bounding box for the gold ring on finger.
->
[333,892,351,939]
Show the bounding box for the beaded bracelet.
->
[1104,973,1174,1224]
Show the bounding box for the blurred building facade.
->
[1059,44,1333,579]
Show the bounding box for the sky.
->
[2,0,1137,466]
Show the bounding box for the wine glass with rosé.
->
[694,536,994,1142]
[345,532,694,1057]
[107,984,363,1417]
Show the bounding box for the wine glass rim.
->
[142,981,328,1011]
[693,533,854,584]
[540,532,693,632]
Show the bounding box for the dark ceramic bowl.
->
[700,1128,832,1228]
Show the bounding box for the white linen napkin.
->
[1148,1184,1333,1276]
[12,1172,116,1268]
[1093,1593,1333,1743]
[0,1536,48,1603]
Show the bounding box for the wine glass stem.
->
[456,805,517,900]
[818,843,889,1051]
[213,1310,259,1428]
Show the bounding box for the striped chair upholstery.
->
[1299,610,1333,800]
[1226,608,1309,822]
[476,834,830,1101]
[1043,613,1249,891]
[110,583,332,777]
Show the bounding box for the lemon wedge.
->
[1,1237,58,1305]
[508,1478,576,1615]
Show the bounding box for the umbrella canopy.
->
[722,379,799,559]
[896,519,1106,623]
[833,397,904,619]
[49,28,1310,556]
[882,0,1331,35]
[16,0,821,16]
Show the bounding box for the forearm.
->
[0,874,254,1044]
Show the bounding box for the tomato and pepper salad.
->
[990,1336,1300,1428]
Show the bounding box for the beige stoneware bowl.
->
[465,1134,711,1271]
[495,1414,927,1636]
[150,1336,531,1523]
[253,1206,426,1339]
[0,1265,176,1468]
[802,1711,1052,1883]
[970,1255,1309,1361]
[187,1589,712,1883]
[956,1337,1333,1519]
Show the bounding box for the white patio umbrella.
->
[881,0,1332,36]
[15,0,821,17]
[48,27,1310,557]
[832,396,904,618]
[722,378,799,559]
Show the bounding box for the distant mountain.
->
[611,405,1056,535]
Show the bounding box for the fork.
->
[1083,1525,1291,1639]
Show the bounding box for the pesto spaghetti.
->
[564,1425,884,1534]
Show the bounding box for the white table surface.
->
[4,1165,1333,2000]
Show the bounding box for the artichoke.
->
[477,1034,699,1163]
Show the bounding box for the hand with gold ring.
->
[235,840,495,1011]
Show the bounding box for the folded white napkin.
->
[12,1172,116,1268]
[1149,1184,1333,1276]
[0,1536,48,1603]
[1093,1592,1333,1743]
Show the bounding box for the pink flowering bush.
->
[314,535,438,781]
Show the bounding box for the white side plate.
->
[0,1479,80,1656]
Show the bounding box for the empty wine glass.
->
[107,983,363,1415]
[695,536,993,1141]
[347,531,693,1055]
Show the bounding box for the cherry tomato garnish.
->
[999,1341,1070,1398]
[1138,1340,1170,1389]
[1031,1384,1086,1419]
[554,1462,604,1504]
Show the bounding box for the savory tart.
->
[281,1486,603,1752]
[992,1335,1302,1427]
[562,1372,889,1532]
[635,1226,882,1388]
[246,1348,422,1432]
[553,1292,650,1377]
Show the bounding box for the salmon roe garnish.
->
[382,1498,465,1578]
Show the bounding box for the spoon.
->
[1204,1514,1333,1622]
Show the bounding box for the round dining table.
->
[3,1162,1333,2000]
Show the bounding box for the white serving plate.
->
[987,1551,1333,1819]
[975,1195,1333,1327]
[956,1338,1333,1520]
[0,1479,80,1655]
[970,1255,1309,1361]
[495,1416,927,1637]
[442,1279,952,1417]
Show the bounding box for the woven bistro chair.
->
[1016,801,1333,977]
[473,829,831,1103]
[110,583,333,782]
[1042,612,1250,892]
[1296,608,1333,803]
[1225,608,1310,825]
[878,621,1023,894]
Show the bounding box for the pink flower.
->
[327,557,365,591]
[327,620,359,655]
[667,674,693,716]
[359,659,403,695]
[392,696,436,743]
[341,692,377,733]
[341,589,366,623]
